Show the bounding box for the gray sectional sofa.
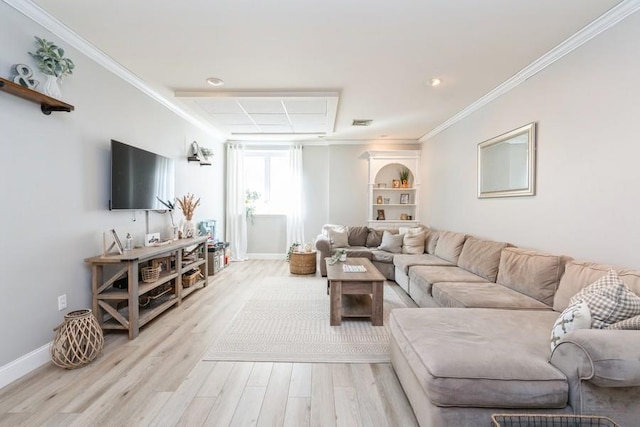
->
[314,225,640,426]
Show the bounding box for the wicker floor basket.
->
[50,309,104,369]
[491,414,619,427]
[289,252,317,275]
[141,265,161,283]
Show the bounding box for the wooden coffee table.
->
[325,257,385,326]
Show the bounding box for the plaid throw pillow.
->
[606,314,640,330]
[570,269,640,329]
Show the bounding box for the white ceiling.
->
[29,0,624,142]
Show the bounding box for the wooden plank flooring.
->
[0,260,418,427]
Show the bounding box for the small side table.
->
[289,251,317,275]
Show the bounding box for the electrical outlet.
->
[58,294,67,311]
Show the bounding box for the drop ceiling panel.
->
[210,114,254,125]
[251,114,290,125]
[289,114,327,125]
[239,100,285,114]
[194,98,244,114]
[283,100,327,114]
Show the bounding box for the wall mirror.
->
[478,122,536,198]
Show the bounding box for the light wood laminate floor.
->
[0,260,418,426]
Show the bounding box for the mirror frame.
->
[477,122,536,199]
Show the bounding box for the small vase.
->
[182,219,195,238]
[402,180,409,188]
[42,75,61,99]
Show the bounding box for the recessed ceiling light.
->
[430,78,442,87]
[206,77,224,87]
[352,119,373,126]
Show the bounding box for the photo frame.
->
[103,229,124,256]
[111,229,124,252]
[377,209,386,220]
[400,193,410,204]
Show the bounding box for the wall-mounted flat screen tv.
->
[110,139,175,210]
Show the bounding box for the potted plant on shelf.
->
[399,167,410,188]
[28,36,75,99]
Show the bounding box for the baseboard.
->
[0,343,51,389]
[247,253,286,260]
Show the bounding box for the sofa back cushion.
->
[366,228,397,247]
[433,231,467,264]
[347,226,369,247]
[424,229,439,254]
[402,231,426,255]
[457,237,510,282]
[497,247,566,307]
[553,260,640,312]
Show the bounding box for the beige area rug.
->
[203,276,408,363]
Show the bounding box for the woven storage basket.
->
[289,252,316,275]
[50,309,104,369]
[141,265,161,283]
[183,270,201,288]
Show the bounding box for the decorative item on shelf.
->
[399,167,410,188]
[377,209,385,220]
[157,197,178,240]
[124,233,133,251]
[28,36,74,99]
[286,243,300,262]
[304,242,313,252]
[50,309,104,369]
[376,195,383,204]
[400,193,410,204]
[141,265,161,283]
[187,141,213,166]
[245,190,261,225]
[182,269,203,288]
[103,229,124,256]
[327,249,347,266]
[408,215,413,220]
[11,63,38,89]
[383,197,390,204]
[177,193,200,238]
[376,183,387,188]
[400,213,409,220]
[392,179,401,188]
[144,232,161,247]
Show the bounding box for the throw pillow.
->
[402,232,426,254]
[378,231,404,253]
[569,269,640,329]
[550,301,592,352]
[347,226,368,246]
[327,226,349,248]
[606,314,640,330]
[399,226,423,236]
[365,229,384,247]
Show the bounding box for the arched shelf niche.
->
[367,150,421,227]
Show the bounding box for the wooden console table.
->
[85,237,208,339]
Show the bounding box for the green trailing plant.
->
[199,147,214,159]
[245,190,261,225]
[28,36,75,79]
[286,243,300,262]
[327,249,347,265]
[399,167,410,182]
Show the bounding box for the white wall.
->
[0,3,224,369]
[421,10,640,269]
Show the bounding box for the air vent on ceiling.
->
[352,119,373,126]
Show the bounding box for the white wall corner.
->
[0,343,51,389]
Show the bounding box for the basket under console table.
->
[85,236,208,339]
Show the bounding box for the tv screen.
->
[110,139,175,210]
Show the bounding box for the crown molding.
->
[420,0,640,142]
[3,0,225,141]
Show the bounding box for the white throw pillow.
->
[399,226,423,236]
[569,269,640,328]
[378,231,404,253]
[550,301,591,352]
[327,225,349,248]
[402,232,426,254]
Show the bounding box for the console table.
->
[85,237,208,339]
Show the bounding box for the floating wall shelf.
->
[0,77,74,115]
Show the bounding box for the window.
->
[244,150,290,215]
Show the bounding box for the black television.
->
[110,139,175,210]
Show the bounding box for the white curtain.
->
[286,144,305,248]
[225,143,248,261]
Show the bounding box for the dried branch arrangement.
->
[176,193,200,220]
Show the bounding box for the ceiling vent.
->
[352,119,373,126]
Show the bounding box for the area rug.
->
[203,276,408,363]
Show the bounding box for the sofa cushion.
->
[378,231,404,253]
[394,254,454,274]
[339,246,372,260]
[433,282,551,310]
[550,301,592,351]
[497,248,566,307]
[554,259,640,312]
[457,237,510,282]
[402,232,426,255]
[390,308,567,408]
[409,266,489,301]
[424,229,439,254]
[433,231,467,264]
[326,225,349,248]
[347,226,368,247]
[569,269,640,329]
[365,229,384,247]
[370,250,394,263]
